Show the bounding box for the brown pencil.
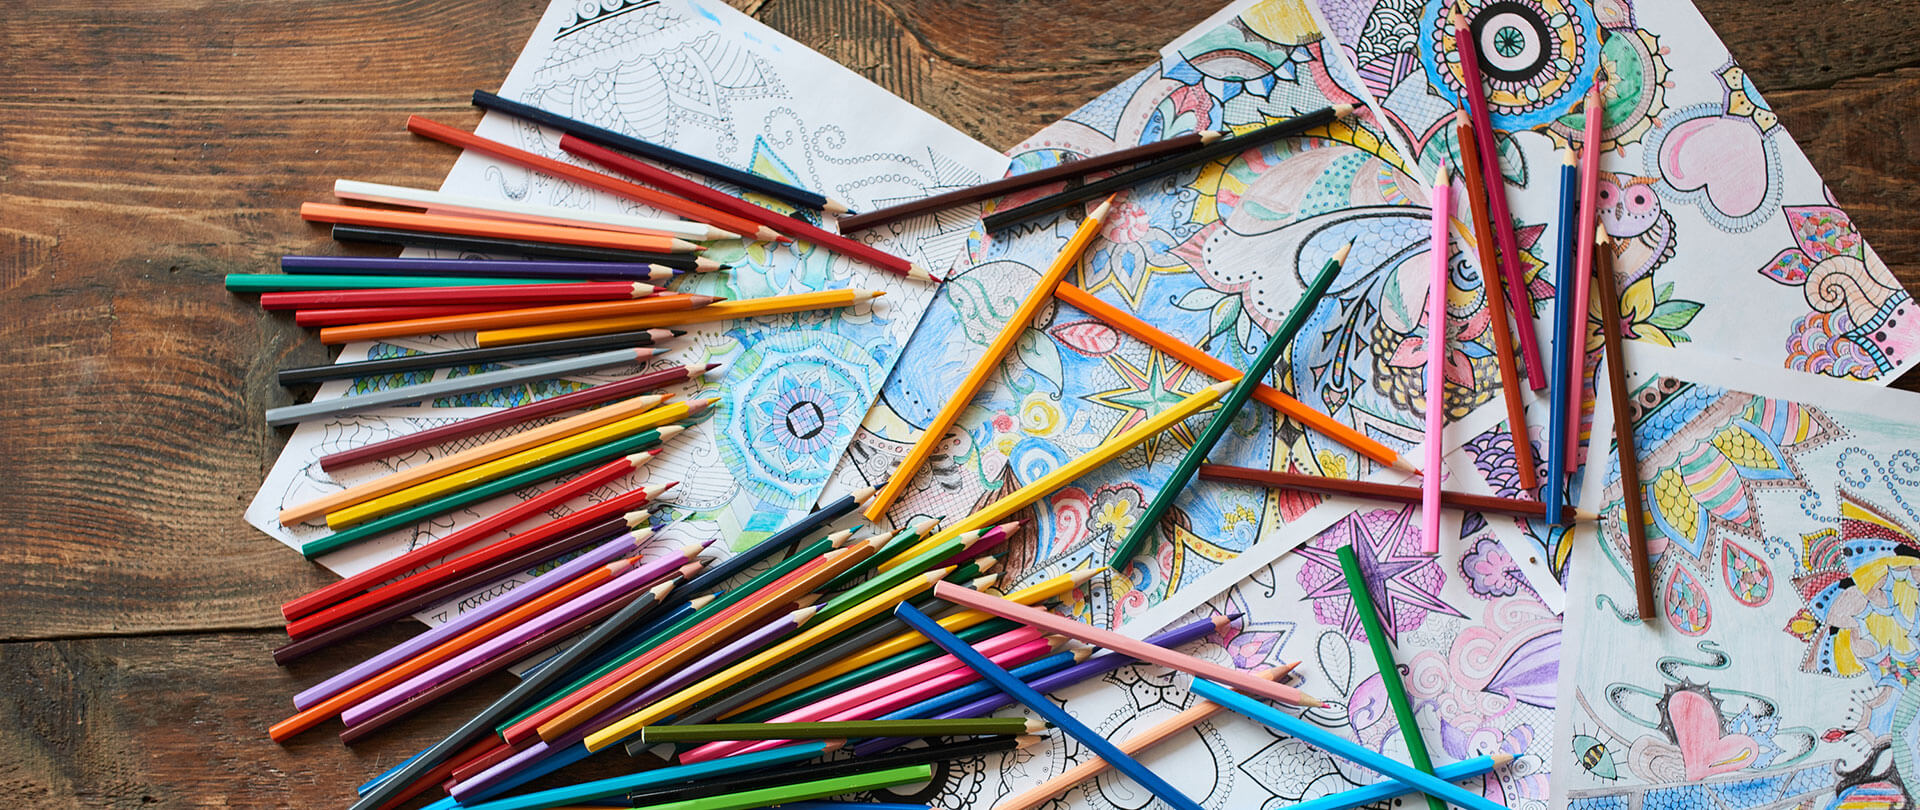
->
[1455,112,1539,493]
[1197,463,1593,523]
[836,130,1223,232]
[1592,226,1657,619]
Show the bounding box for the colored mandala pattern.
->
[1422,0,1602,130]
[713,330,875,509]
[1294,506,1466,643]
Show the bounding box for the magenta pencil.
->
[935,521,1019,568]
[1424,166,1452,554]
[1564,80,1606,470]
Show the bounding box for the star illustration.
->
[1074,248,1185,313]
[1082,351,1201,458]
[1292,508,1466,643]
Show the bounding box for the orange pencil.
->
[405,116,782,242]
[318,293,720,344]
[1455,113,1539,492]
[298,203,702,254]
[1055,283,1415,474]
[476,289,882,346]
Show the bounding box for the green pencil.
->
[635,716,1040,744]
[638,764,934,810]
[1339,544,1445,810]
[813,529,980,622]
[224,273,558,292]
[822,517,938,590]
[1109,242,1351,569]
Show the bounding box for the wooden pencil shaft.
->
[1197,464,1579,522]
[264,348,650,426]
[317,294,712,345]
[638,717,1027,743]
[1564,84,1607,473]
[332,178,726,240]
[331,224,708,270]
[280,255,678,282]
[1593,236,1657,619]
[1455,119,1539,491]
[279,329,675,386]
[473,90,833,212]
[293,304,505,328]
[838,131,1211,232]
[299,202,695,254]
[1339,546,1444,810]
[982,106,1337,230]
[474,289,867,346]
[225,273,555,292]
[623,738,1017,804]
[260,281,653,311]
[1544,157,1581,522]
[438,742,832,810]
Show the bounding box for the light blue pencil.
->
[435,742,827,810]
[1289,754,1512,810]
[1190,678,1510,810]
[893,602,1205,810]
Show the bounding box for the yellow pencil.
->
[476,289,884,346]
[865,196,1116,522]
[324,400,705,528]
[276,393,670,526]
[876,380,1230,571]
[718,568,1098,719]
[579,568,953,751]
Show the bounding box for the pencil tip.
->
[1333,103,1356,118]
[1492,753,1517,767]
[1198,129,1224,144]
[1390,455,1422,475]
[1562,147,1578,165]
[825,198,852,215]
[1069,568,1100,586]
[907,264,936,282]
[1333,239,1355,265]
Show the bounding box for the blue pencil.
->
[1289,754,1512,810]
[428,742,828,810]
[893,602,1205,810]
[1544,149,1580,524]
[1190,678,1511,810]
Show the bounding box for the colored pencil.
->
[1196,464,1593,522]
[1593,229,1656,619]
[1454,112,1538,492]
[936,522,1013,568]
[641,716,1038,744]
[1110,244,1348,568]
[263,347,664,426]
[852,614,1235,756]
[622,737,1024,806]
[667,484,878,609]
[1054,282,1413,473]
[274,518,646,665]
[1545,149,1580,523]
[931,580,1321,706]
[332,223,724,271]
[293,304,504,328]
[842,651,1082,758]
[561,135,925,279]
[885,380,1227,568]
[300,202,702,254]
[314,363,705,471]
[1565,81,1607,471]
[824,519,937,590]
[285,484,673,639]
[990,665,1289,810]
[1423,167,1452,554]
[316,293,719,345]
[476,289,884,346]
[868,521,986,576]
[278,328,679,386]
[321,412,684,529]
[344,578,678,810]
[582,569,954,751]
[226,273,556,293]
[332,178,738,241]
[442,743,834,810]
[866,196,1114,520]
[473,90,848,215]
[838,131,1223,232]
[982,105,1350,230]
[406,115,779,241]
[281,255,681,282]
[1453,9,1546,389]
[894,601,1202,810]
[1288,755,1513,810]
[619,764,934,810]
[1190,677,1511,810]
[1340,546,1444,810]
[260,281,660,311]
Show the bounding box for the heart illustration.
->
[1669,689,1760,780]
[1658,116,1769,221]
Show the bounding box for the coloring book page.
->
[246,0,1005,627]
[826,0,1523,636]
[1555,344,1920,810]
[1308,0,1920,385]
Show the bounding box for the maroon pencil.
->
[316,362,715,472]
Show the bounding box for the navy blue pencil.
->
[281,255,682,283]
[1544,149,1579,523]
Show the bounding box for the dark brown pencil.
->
[1197,464,1593,523]
[836,131,1222,232]
[1592,227,1657,619]
[1456,112,1539,493]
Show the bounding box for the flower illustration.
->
[1616,274,1702,348]
[1095,496,1138,539]
[1102,200,1152,243]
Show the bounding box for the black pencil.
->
[329,224,726,272]
[274,327,683,386]
[981,104,1350,230]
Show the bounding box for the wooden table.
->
[2,0,1916,805]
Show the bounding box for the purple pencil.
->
[340,557,673,727]
[851,613,1237,756]
[449,603,818,801]
[292,532,698,710]
[279,255,683,283]
[936,522,1019,568]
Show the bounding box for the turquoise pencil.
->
[1289,754,1512,810]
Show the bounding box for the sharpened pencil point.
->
[1069,568,1100,586]
[754,226,784,242]
[1334,103,1356,118]
[824,197,852,215]
[1197,130,1224,144]
[623,512,655,529]
[642,482,676,500]
[1574,507,1601,521]
[1024,718,1048,734]
[1016,734,1048,750]
[1333,239,1355,266]
[973,555,999,573]
[694,257,725,272]
[1390,455,1422,475]
[1089,193,1119,223]
[656,424,686,441]
[1492,753,1517,767]
[907,264,936,282]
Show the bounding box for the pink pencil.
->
[1452,9,1546,389]
[936,521,1020,568]
[1564,80,1606,471]
[1424,166,1452,554]
[679,631,1054,764]
[931,580,1322,706]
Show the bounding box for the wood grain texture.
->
[0,0,1918,806]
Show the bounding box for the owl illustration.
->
[1597,172,1676,287]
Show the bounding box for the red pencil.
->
[316,363,711,473]
[293,304,507,328]
[559,135,932,281]
[282,483,674,636]
[260,281,660,311]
